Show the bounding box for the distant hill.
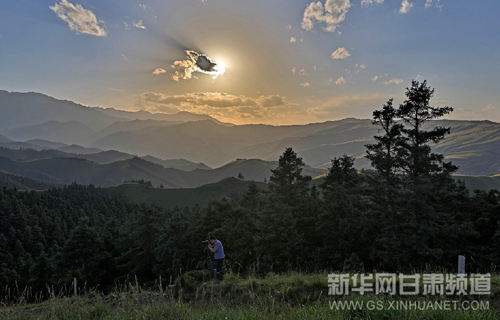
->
[0,147,69,161]
[141,155,212,171]
[95,119,183,138]
[93,107,219,123]
[0,156,327,188]
[0,170,61,190]
[0,147,121,163]
[108,177,266,209]
[2,120,97,145]
[0,134,13,143]
[56,145,103,154]
[0,140,103,153]
[24,139,68,150]
[0,141,48,150]
[0,90,117,131]
[0,146,211,170]
[0,90,223,144]
[90,119,351,167]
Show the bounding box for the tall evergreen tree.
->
[366,80,464,270]
[254,148,311,272]
[267,148,312,207]
[317,155,373,269]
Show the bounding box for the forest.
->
[1,81,499,300]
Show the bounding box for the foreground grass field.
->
[2,272,499,319]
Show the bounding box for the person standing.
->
[207,235,225,280]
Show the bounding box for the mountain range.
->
[0,152,326,188]
[1,90,500,176]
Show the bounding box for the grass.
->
[2,272,500,319]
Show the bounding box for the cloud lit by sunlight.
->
[170,50,226,82]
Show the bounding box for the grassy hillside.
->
[3,272,498,319]
[89,117,500,176]
[108,177,267,208]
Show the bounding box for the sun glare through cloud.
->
[170,50,227,82]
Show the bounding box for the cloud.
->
[301,82,311,87]
[425,0,443,9]
[399,0,413,14]
[287,25,292,29]
[299,68,307,76]
[384,78,404,85]
[452,104,500,122]
[372,75,379,81]
[335,76,346,85]
[307,93,387,119]
[292,67,296,74]
[361,0,384,7]
[302,0,351,32]
[170,50,226,81]
[290,37,297,43]
[482,104,497,112]
[50,0,106,36]
[152,68,166,75]
[136,92,292,122]
[121,54,128,61]
[331,47,350,59]
[133,20,146,29]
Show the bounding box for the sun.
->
[213,61,226,77]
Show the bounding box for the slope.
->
[107,177,267,209]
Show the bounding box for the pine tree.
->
[365,80,463,270]
[254,148,312,272]
[365,98,404,185]
[317,155,373,269]
[267,148,312,207]
[397,80,456,181]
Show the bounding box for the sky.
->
[0,0,499,125]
